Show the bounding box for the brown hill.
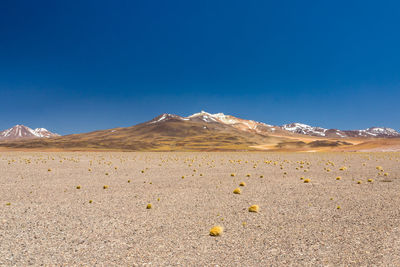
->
[0,115,285,151]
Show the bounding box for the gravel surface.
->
[1,152,400,266]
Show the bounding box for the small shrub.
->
[209,226,223,236]
[233,188,241,194]
[248,205,259,212]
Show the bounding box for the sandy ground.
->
[1,152,400,266]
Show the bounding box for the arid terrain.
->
[1,151,400,266]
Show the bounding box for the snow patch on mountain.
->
[188,111,220,122]
[148,114,188,124]
[366,127,400,136]
[281,123,400,138]
[281,123,328,137]
[187,111,273,132]
[355,127,400,137]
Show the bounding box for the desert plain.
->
[1,151,400,266]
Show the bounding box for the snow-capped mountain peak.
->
[187,111,220,122]
[281,123,328,137]
[148,114,189,124]
[281,123,400,138]
[188,110,212,117]
[149,111,277,134]
[32,127,59,138]
[0,125,59,140]
[359,127,400,137]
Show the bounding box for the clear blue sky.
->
[1,0,399,135]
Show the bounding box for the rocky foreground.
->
[1,152,400,266]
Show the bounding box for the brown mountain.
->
[0,114,284,151]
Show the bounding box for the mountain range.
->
[0,111,399,151]
[152,111,400,138]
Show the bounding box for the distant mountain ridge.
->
[0,112,399,151]
[0,125,59,140]
[149,111,400,138]
[281,122,400,138]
